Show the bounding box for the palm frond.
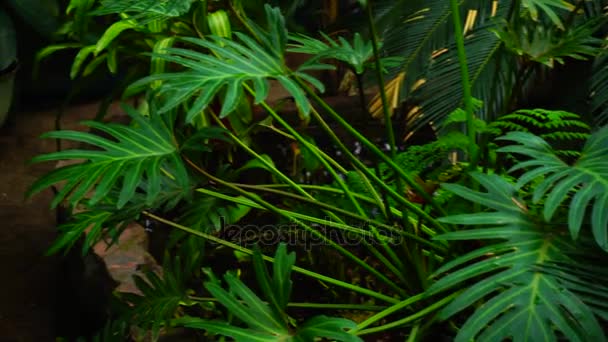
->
[521,0,574,29]
[430,172,606,342]
[410,23,516,131]
[375,1,517,132]
[591,51,608,126]
[498,126,608,250]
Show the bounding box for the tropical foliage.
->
[29,0,608,341]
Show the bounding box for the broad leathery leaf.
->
[95,21,137,54]
[568,186,602,240]
[130,6,326,123]
[95,0,195,19]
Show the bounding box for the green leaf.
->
[294,315,360,342]
[70,45,96,79]
[174,318,280,342]
[288,32,380,74]
[175,245,360,341]
[125,256,189,334]
[129,6,325,123]
[432,172,606,342]
[521,0,574,29]
[94,0,195,24]
[28,105,188,209]
[46,210,113,255]
[95,21,137,54]
[498,126,608,250]
[253,244,295,320]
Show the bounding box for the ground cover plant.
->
[30,0,608,341]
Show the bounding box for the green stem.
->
[184,158,406,296]
[260,123,348,173]
[308,106,447,234]
[228,184,446,251]
[196,188,391,241]
[188,296,387,311]
[244,85,367,218]
[449,0,477,163]
[244,89,408,281]
[298,78,445,215]
[353,293,459,335]
[365,1,401,186]
[143,211,399,304]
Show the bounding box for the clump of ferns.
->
[489,108,591,160]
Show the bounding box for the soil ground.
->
[0,102,124,341]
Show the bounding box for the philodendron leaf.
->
[130,5,327,123]
[431,172,606,342]
[253,244,295,319]
[498,126,608,250]
[28,104,189,209]
[174,245,361,341]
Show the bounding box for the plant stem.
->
[297,78,445,215]
[243,85,367,218]
[449,0,477,164]
[196,187,446,252]
[354,293,459,335]
[184,157,406,296]
[188,296,387,311]
[308,106,447,233]
[352,293,426,332]
[364,1,396,153]
[195,188,390,241]
[143,211,399,304]
[242,89,410,279]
